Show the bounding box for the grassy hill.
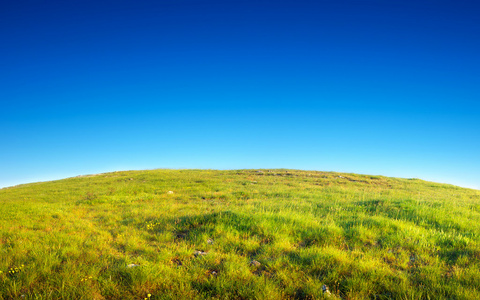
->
[1,169,479,299]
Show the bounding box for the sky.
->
[1,0,479,190]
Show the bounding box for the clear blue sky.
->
[1,0,479,189]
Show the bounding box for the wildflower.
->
[81,275,94,282]
[322,285,331,295]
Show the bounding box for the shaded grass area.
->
[1,169,479,299]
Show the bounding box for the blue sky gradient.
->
[1,0,479,189]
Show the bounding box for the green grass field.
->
[1,169,479,299]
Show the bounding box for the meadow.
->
[0,169,479,299]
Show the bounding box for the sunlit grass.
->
[1,169,479,299]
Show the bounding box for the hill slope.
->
[1,169,479,299]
